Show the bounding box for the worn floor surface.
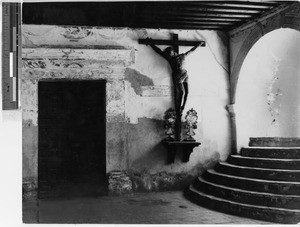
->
[23,191,272,224]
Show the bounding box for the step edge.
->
[250,137,300,139]
[207,169,300,185]
[219,162,300,173]
[243,147,300,149]
[231,155,300,162]
[197,176,300,199]
[189,185,300,213]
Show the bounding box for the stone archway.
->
[228,2,300,152]
[230,3,300,103]
[236,28,300,150]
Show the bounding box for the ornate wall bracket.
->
[162,108,201,163]
[162,140,201,163]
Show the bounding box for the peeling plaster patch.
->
[21,80,38,126]
[266,56,282,125]
[23,119,34,128]
[23,59,127,71]
[140,86,171,97]
[130,49,136,64]
[107,100,125,122]
[23,25,136,49]
[23,35,37,47]
[106,81,126,123]
[125,81,141,124]
[124,68,154,95]
[108,171,132,195]
[23,59,46,69]
[107,170,196,192]
[22,177,37,200]
[125,82,172,124]
[23,125,38,178]
[23,69,126,80]
[23,111,38,126]
[96,28,128,40]
[23,48,134,65]
[62,27,93,40]
[106,122,129,172]
[127,29,148,41]
[129,171,194,192]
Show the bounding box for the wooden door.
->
[38,81,106,199]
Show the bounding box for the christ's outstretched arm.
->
[145,37,169,59]
[184,44,200,56]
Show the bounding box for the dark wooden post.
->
[172,34,181,141]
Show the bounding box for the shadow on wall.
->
[126,116,221,192]
[129,117,166,170]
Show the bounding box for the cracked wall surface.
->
[22,25,230,192]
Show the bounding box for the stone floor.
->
[23,191,272,224]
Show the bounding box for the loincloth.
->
[173,70,188,84]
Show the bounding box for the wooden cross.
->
[139,33,205,141]
[138,33,205,54]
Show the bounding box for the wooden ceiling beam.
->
[211,1,279,7]
[153,16,243,23]
[157,21,233,27]
[158,24,228,30]
[179,1,278,9]
[168,3,271,12]
[145,18,235,26]
[148,13,252,20]
[147,7,261,15]
[159,1,279,7]
[145,10,254,18]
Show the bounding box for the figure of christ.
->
[145,37,200,115]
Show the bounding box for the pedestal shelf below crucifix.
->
[162,108,201,163]
[162,140,201,163]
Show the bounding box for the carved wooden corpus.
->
[162,140,201,163]
[139,34,204,162]
[139,34,205,141]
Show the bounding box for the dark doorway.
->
[38,81,106,199]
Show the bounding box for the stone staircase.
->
[186,137,300,224]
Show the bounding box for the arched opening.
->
[235,28,300,150]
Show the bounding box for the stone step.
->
[193,176,300,210]
[203,169,300,195]
[186,185,300,224]
[241,147,300,159]
[228,155,300,170]
[249,137,300,147]
[215,162,300,182]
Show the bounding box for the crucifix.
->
[139,34,205,141]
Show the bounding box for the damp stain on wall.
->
[124,68,154,95]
